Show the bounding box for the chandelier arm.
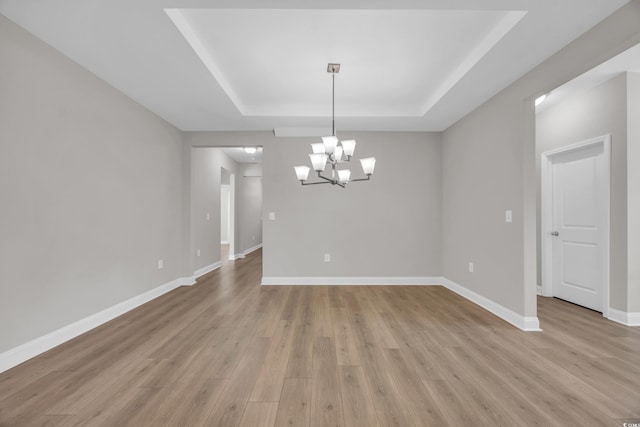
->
[299,171,347,188]
[318,172,345,187]
[349,176,371,182]
[317,172,335,183]
[301,180,346,188]
[301,181,331,186]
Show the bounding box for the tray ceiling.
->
[0,0,630,131]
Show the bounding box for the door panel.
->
[561,241,599,291]
[551,149,603,311]
[561,158,598,227]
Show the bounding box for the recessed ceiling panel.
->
[168,9,524,117]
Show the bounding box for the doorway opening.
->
[190,146,263,279]
[218,147,263,265]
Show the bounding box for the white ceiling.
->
[220,147,263,163]
[537,42,640,113]
[0,0,630,132]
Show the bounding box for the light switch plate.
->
[269,212,275,221]
[505,210,512,223]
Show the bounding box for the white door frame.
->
[228,173,236,260]
[540,134,611,317]
[220,184,231,244]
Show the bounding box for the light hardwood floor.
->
[1,249,639,426]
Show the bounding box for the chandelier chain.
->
[332,73,335,137]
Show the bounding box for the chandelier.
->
[294,63,376,188]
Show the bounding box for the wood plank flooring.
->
[1,249,639,426]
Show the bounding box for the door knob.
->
[551,231,559,236]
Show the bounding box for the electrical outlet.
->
[505,210,512,223]
[158,259,164,269]
[269,212,276,221]
[468,262,474,273]
[324,253,331,263]
[197,249,201,257]
[206,212,210,221]
[252,235,255,241]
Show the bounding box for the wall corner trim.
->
[607,307,640,326]
[0,275,194,374]
[193,261,223,279]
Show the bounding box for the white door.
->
[550,143,605,311]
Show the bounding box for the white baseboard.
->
[439,278,541,331]
[0,271,548,374]
[230,253,245,261]
[244,243,262,256]
[194,261,222,279]
[261,276,540,331]
[261,276,443,286]
[607,307,640,326]
[221,240,229,244]
[536,285,543,295]
[0,275,195,374]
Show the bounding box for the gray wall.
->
[442,1,640,319]
[263,132,442,278]
[185,131,443,278]
[0,16,184,353]
[240,163,263,252]
[190,148,239,269]
[627,72,640,313]
[536,74,628,311]
[442,93,528,313]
